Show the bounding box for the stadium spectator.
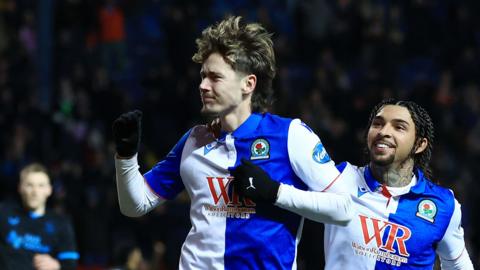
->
[98,0,127,76]
[0,163,79,270]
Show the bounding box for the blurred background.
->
[0,0,479,269]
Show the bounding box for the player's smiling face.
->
[367,105,418,168]
[199,52,252,119]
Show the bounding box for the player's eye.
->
[211,74,221,80]
[371,120,383,127]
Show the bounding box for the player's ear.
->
[414,137,428,154]
[242,74,256,95]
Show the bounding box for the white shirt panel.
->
[287,119,340,191]
[436,198,468,260]
[177,127,235,270]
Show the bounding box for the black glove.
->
[229,159,280,204]
[112,110,142,157]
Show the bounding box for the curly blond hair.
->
[192,16,276,112]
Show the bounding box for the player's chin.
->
[25,203,41,210]
[200,107,220,119]
[371,155,395,166]
[369,150,393,165]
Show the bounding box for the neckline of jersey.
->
[363,166,427,195]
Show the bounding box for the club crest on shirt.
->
[416,199,437,223]
[312,142,331,164]
[250,139,270,160]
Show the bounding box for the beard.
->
[369,150,395,166]
[200,101,236,121]
[200,107,220,123]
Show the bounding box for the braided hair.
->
[364,98,435,179]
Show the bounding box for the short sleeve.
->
[144,129,191,199]
[287,119,340,191]
[436,198,467,260]
[55,217,79,270]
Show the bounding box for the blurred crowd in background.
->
[0,0,479,269]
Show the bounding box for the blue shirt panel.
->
[364,168,455,270]
[144,129,190,200]
[224,113,305,270]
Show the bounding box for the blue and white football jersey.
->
[323,162,468,269]
[143,113,340,270]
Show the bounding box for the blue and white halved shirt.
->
[322,162,467,269]
[143,113,340,269]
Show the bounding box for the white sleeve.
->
[287,119,341,192]
[275,184,354,225]
[437,198,474,270]
[115,154,165,217]
[440,248,474,270]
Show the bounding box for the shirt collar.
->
[216,131,228,143]
[29,211,43,219]
[364,166,427,194]
[231,113,263,139]
[410,168,427,194]
[364,166,382,192]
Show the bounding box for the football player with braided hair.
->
[333,98,474,269]
[364,99,435,180]
[233,98,474,269]
[113,16,353,270]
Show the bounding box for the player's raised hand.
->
[229,158,280,203]
[112,110,142,158]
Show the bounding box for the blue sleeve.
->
[56,217,79,270]
[144,129,191,200]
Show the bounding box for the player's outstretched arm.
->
[275,183,353,226]
[230,159,353,225]
[113,111,164,217]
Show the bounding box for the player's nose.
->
[199,78,212,92]
[378,123,393,137]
